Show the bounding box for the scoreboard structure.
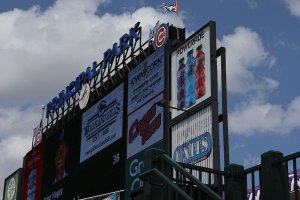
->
[3,20,229,200]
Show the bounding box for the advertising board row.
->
[169,21,217,173]
[3,21,220,200]
[7,46,166,200]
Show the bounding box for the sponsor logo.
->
[176,30,205,56]
[173,132,212,164]
[129,159,144,190]
[129,104,161,145]
[84,100,120,141]
[130,58,161,86]
[154,24,168,50]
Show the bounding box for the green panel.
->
[3,170,20,200]
[124,141,164,200]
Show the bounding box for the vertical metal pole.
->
[220,47,230,166]
[210,21,221,172]
[217,47,230,167]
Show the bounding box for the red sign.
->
[154,24,168,50]
[22,143,44,200]
[129,104,161,145]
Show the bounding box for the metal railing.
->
[139,148,222,200]
[79,190,124,200]
[136,149,300,200]
[227,150,300,200]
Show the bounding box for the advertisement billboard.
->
[41,114,81,200]
[124,141,164,200]
[3,169,23,200]
[170,23,213,119]
[77,137,125,199]
[81,83,124,163]
[127,48,165,159]
[22,143,44,200]
[127,48,164,115]
[171,106,213,170]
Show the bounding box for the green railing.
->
[139,148,222,200]
[135,149,300,200]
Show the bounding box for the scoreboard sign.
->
[171,106,213,168]
[127,48,165,159]
[170,23,213,119]
[81,83,124,163]
[3,169,22,200]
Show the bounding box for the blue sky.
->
[0,0,300,197]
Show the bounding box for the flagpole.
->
[40,105,45,132]
[176,0,179,40]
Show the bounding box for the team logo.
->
[154,24,168,50]
[32,126,42,148]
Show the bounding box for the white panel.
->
[170,26,212,119]
[171,105,213,182]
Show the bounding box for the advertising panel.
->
[81,83,124,163]
[124,141,164,200]
[77,136,125,199]
[170,24,212,119]
[41,115,81,200]
[127,48,165,159]
[22,143,44,200]
[3,169,22,200]
[171,106,213,171]
[127,47,164,115]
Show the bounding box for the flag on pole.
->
[162,0,178,15]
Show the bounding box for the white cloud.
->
[0,0,183,106]
[218,26,300,136]
[0,106,41,138]
[218,26,277,95]
[243,154,260,168]
[245,0,259,8]
[229,97,300,135]
[0,106,40,196]
[284,0,300,18]
[0,0,185,197]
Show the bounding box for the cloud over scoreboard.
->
[7,20,224,200]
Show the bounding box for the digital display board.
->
[41,114,81,200]
[127,48,165,159]
[3,169,22,200]
[81,83,124,163]
[170,23,213,119]
[22,143,44,200]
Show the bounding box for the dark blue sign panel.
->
[81,83,124,163]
